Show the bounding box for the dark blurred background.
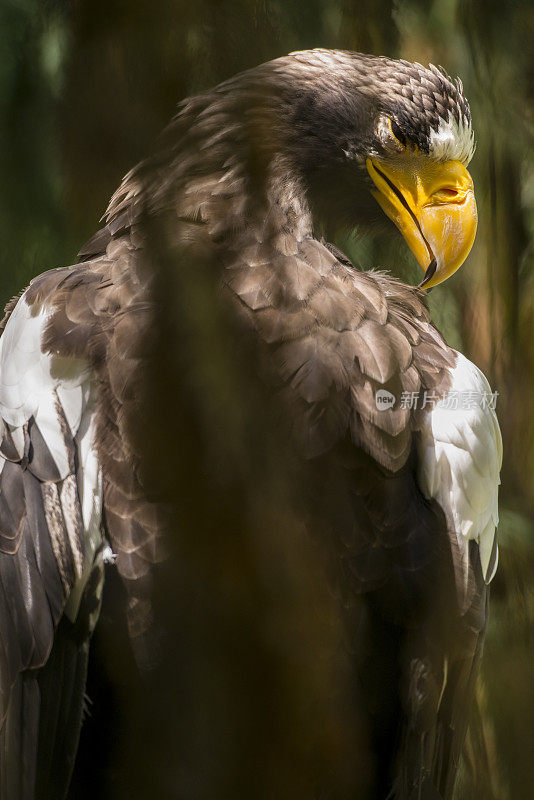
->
[1,1,533,797]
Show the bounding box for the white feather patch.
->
[417,352,502,586]
[0,295,87,427]
[0,291,105,622]
[428,114,475,165]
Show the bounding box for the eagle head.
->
[282,50,477,289]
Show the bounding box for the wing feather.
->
[0,287,105,795]
[223,225,500,798]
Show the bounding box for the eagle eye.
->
[376,115,407,153]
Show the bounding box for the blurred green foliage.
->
[1,1,533,797]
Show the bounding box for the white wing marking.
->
[417,351,502,589]
[0,291,104,625]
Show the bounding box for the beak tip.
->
[417,257,437,289]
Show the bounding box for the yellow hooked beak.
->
[366,157,477,289]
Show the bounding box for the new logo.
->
[375,389,395,410]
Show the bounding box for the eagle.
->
[0,50,501,799]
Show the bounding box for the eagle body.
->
[0,50,501,799]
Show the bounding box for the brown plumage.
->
[0,50,499,799]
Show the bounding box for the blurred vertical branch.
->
[97,206,369,799]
